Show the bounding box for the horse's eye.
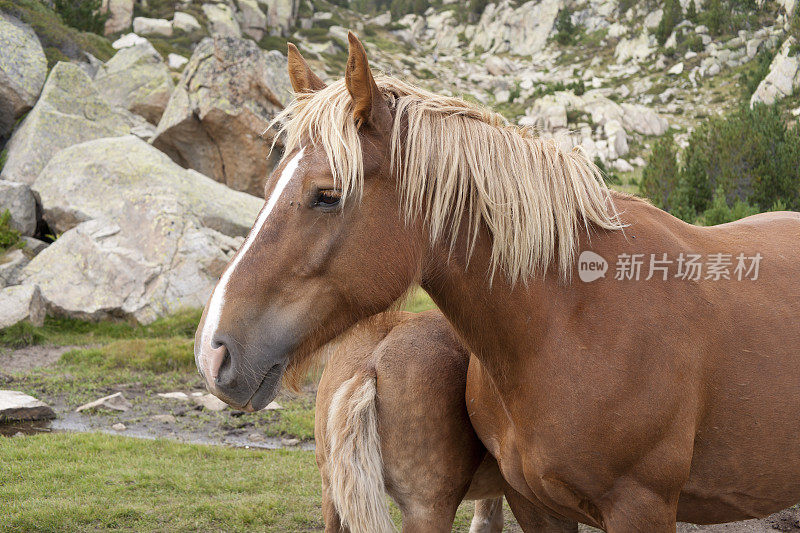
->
[315,189,341,208]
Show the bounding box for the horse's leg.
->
[400,506,460,533]
[470,497,504,533]
[321,476,349,533]
[503,481,578,533]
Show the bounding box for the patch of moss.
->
[258,34,289,52]
[43,45,70,68]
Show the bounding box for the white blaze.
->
[199,148,306,366]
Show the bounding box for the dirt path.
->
[0,344,84,373]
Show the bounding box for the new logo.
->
[578,251,608,282]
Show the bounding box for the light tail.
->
[326,372,395,533]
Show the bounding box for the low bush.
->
[0,209,22,253]
[53,0,107,35]
[656,0,683,46]
[554,8,577,46]
[639,104,800,224]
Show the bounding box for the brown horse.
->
[315,309,506,533]
[195,34,800,532]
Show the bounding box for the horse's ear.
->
[287,43,326,94]
[345,31,391,132]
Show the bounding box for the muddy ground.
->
[1,343,316,450]
[2,344,799,532]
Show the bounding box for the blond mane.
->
[273,76,623,282]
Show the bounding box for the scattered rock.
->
[111,422,127,431]
[172,12,201,33]
[0,62,146,185]
[614,32,655,63]
[0,249,30,287]
[202,3,242,38]
[132,17,173,37]
[151,414,177,423]
[0,181,37,236]
[0,285,45,328]
[620,103,669,136]
[76,392,133,413]
[194,393,228,411]
[236,0,268,40]
[370,12,391,26]
[20,237,48,256]
[167,53,189,70]
[0,13,47,141]
[248,432,265,442]
[750,37,799,107]
[102,0,134,35]
[23,135,261,323]
[613,158,634,173]
[281,437,300,446]
[525,97,568,131]
[94,42,174,125]
[0,390,55,421]
[263,401,283,410]
[158,391,190,400]
[153,37,292,195]
[113,33,148,49]
[262,0,299,36]
[471,0,559,56]
[668,61,684,75]
[485,56,510,76]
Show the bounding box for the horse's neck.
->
[420,229,555,385]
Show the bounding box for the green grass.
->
[0,308,202,348]
[0,433,323,532]
[0,322,45,348]
[62,338,195,373]
[401,286,437,313]
[1,433,491,531]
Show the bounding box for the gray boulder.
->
[0,391,55,421]
[153,37,292,196]
[236,0,268,40]
[1,62,146,185]
[132,17,173,37]
[173,12,201,33]
[102,0,134,35]
[0,13,47,141]
[0,249,30,287]
[0,181,37,236]
[23,135,261,323]
[261,0,299,36]
[0,284,45,328]
[471,0,559,56]
[94,41,174,124]
[202,3,242,38]
[750,37,799,107]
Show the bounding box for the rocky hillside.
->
[0,0,799,327]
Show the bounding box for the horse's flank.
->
[272,76,625,282]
